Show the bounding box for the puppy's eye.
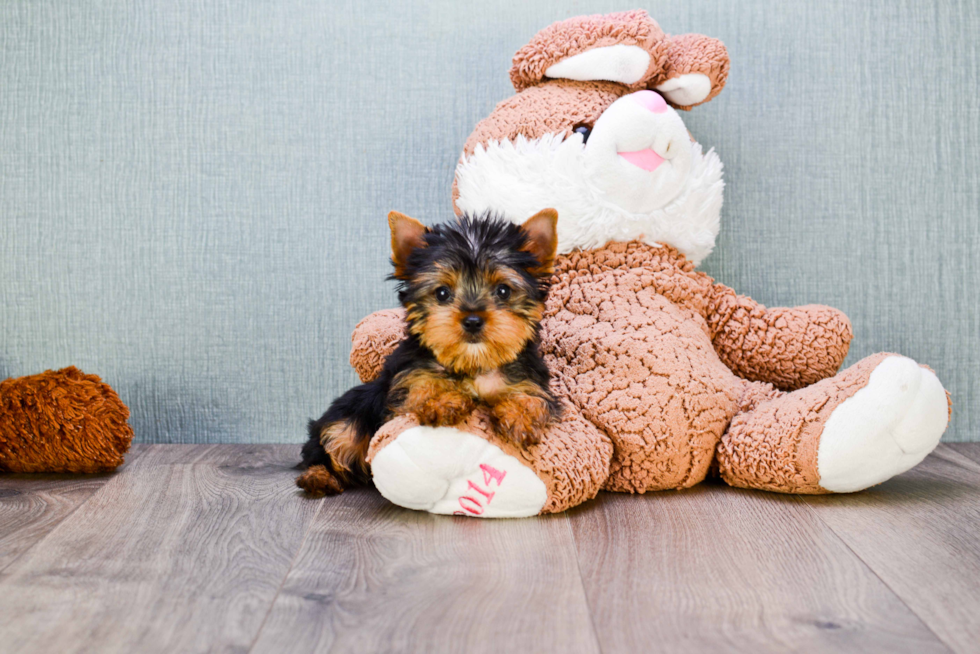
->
[435,286,453,303]
[495,284,511,301]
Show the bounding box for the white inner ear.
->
[544,44,651,85]
[655,73,712,106]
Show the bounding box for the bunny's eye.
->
[573,125,592,144]
[435,286,453,303]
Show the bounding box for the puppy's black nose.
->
[462,314,484,334]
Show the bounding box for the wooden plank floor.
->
[1,444,978,654]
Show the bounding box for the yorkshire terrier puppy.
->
[297,208,561,496]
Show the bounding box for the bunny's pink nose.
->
[632,90,668,114]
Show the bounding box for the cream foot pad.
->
[818,356,949,492]
[371,426,548,518]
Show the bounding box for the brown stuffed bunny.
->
[0,367,133,473]
[336,11,950,518]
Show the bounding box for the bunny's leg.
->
[717,354,949,494]
[367,401,612,518]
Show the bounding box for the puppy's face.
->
[389,209,558,374]
[410,255,541,374]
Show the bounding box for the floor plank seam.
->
[0,450,147,575]
[565,512,606,654]
[0,489,99,576]
[791,493,957,654]
[246,494,325,654]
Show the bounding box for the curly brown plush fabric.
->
[716,354,892,494]
[706,284,853,391]
[461,80,629,160]
[540,242,850,492]
[453,79,631,216]
[0,367,133,473]
[655,33,731,109]
[509,10,668,92]
[350,309,406,383]
[544,243,737,492]
[508,10,728,108]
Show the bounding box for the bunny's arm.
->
[350,309,406,383]
[705,282,853,391]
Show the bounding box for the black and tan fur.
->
[297,209,561,496]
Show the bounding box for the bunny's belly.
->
[541,265,742,492]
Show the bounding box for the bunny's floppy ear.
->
[509,10,669,93]
[651,33,730,110]
[508,11,730,110]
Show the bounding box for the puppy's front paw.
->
[406,390,475,427]
[491,394,551,448]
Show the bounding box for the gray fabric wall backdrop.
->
[1,1,978,444]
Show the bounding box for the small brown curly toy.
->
[0,367,133,473]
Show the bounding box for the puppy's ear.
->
[388,211,428,279]
[520,208,559,275]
